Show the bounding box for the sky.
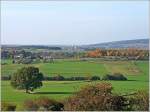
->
[1,1,149,45]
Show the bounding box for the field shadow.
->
[61,81,86,84]
[127,79,138,81]
[33,91,74,95]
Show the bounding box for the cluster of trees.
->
[16,45,62,50]
[1,50,12,59]
[1,49,86,64]
[1,46,149,62]
[1,50,33,59]
[86,48,149,60]
[2,83,149,111]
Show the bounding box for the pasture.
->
[1,59,149,110]
[1,59,148,77]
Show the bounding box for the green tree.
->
[11,66,43,93]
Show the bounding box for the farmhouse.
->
[41,52,54,63]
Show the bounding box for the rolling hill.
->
[82,39,149,49]
[2,39,149,50]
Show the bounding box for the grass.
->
[1,59,149,110]
[1,79,148,109]
[1,59,147,77]
[1,60,107,77]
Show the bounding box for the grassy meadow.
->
[1,59,149,109]
[1,59,148,77]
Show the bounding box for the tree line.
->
[2,67,127,82]
[86,48,149,60]
[2,48,149,62]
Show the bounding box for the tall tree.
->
[11,66,43,93]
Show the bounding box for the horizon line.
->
[1,38,149,46]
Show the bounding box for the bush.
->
[64,82,128,111]
[90,76,100,80]
[129,90,149,111]
[67,76,87,81]
[53,75,65,81]
[24,97,64,111]
[43,74,126,81]
[1,63,7,65]
[43,76,100,81]
[21,59,33,64]
[1,102,16,111]
[24,99,38,111]
[36,97,64,111]
[102,73,127,81]
[43,76,54,81]
[1,75,11,80]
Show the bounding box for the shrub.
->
[110,95,129,110]
[90,76,100,80]
[1,75,11,80]
[64,82,128,111]
[129,90,149,111]
[102,73,127,81]
[43,76,100,81]
[24,97,64,111]
[21,59,33,64]
[68,76,87,81]
[1,63,7,65]
[24,99,38,111]
[36,97,64,111]
[1,102,16,111]
[43,76,53,81]
[53,75,65,81]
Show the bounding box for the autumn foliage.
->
[64,82,128,111]
[86,48,149,59]
[24,97,64,111]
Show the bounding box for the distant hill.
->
[82,39,149,49]
[2,39,149,50]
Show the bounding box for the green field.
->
[1,59,148,77]
[1,59,149,110]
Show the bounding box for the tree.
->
[11,66,43,93]
[64,82,128,111]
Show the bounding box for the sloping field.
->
[89,60,142,75]
[1,59,147,77]
[1,60,149,110]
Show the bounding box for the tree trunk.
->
[26,89,29,93]
[25,85,31,93]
